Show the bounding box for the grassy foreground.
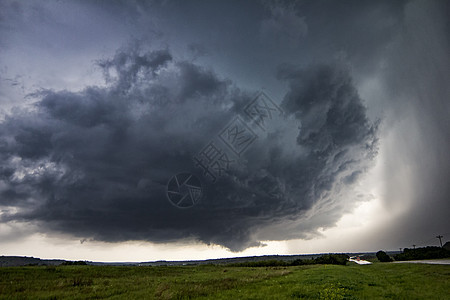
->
[1,263,449,299]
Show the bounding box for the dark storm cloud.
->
[258,0,450,249]
[97,46,173,92]
[1,0,447,254]
[0,42,378,250]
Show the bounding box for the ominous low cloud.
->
[2,0,447,255]
[0,43,378,251]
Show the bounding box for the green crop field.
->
[1,263,449,299]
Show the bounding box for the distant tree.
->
[314,254,349,265]
[376,251,393,262]
[290,259,306,266]
[230,254,349,267]
[62,260,87,266]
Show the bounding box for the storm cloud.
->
[1,0,448,254]
[0,43,377,251]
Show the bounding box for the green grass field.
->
[1,263,449,299]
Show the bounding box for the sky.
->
[0,0,449,262]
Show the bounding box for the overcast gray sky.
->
[0,0,449,261]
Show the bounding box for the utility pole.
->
[436,235,443,248]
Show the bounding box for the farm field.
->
[1,263,449,299]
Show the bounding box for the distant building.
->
[443,241,450,251]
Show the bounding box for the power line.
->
[400,233,448,250]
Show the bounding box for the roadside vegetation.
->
[394,246,450,261]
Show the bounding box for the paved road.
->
[349,258,372,265]
[393,259,450,265]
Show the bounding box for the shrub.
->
[376,251,393,262]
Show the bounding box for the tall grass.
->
[0,263,448,299]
